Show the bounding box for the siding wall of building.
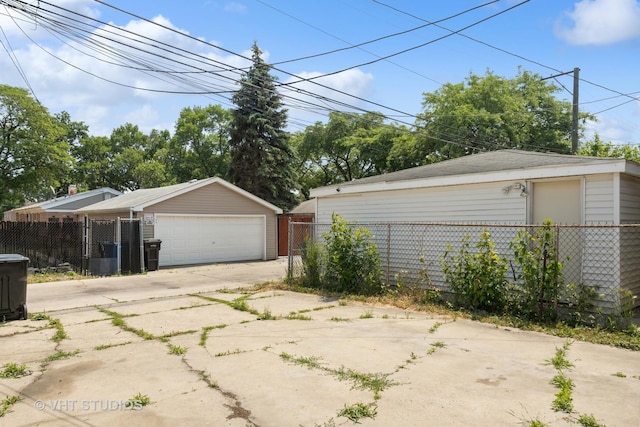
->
[619,174,640,306]
[584,174,614,224]
[314,172,640,312]
[620,174,640,223]
[316,181,527,224]
[144,183,278,260]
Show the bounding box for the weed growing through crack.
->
[48,318,67,342]
[280,352,322,369]
[312,305,335,311]
[577,413,606,427]
[551,387,573,413]
[257,307,276,320]
[527,420,549,427]
[359,310,374,319]
[428,321,443,334]
[0,363,28,379]
[338,300,348,306]
[337,402,377,423]
[229,297,259,315]
[191,293,261,315]
[199,324,228,347]
[29,312,49,321]
[546,341,574,414]
[167,344,187,355]
[0,395,22,417]
[43,350,81,363]
[611,372,626,378]
[214,348,247,357]
[97,307,155,340]
[550,374,574,390]
[128,392,150,408]
[280,352,397,400]
[95,342,132,351]
[286,312,312,321]
[330,317,351,322]
[334,367,396,400]
[545,341,574,370]
[426,341,446,355]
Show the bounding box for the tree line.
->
[2,43,638,215]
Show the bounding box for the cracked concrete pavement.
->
[1,258,639,426]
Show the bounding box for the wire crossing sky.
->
[0,0,638,146]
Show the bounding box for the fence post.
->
[116,218,121,275]
[287,217,293,278]
[386,224,391,285]
[139,218,144,273]
[84,216,90,275]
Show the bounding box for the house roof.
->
[287,198,316,215]
[311,149,640,197]
[8,187,122,213]
[76,177,283,214]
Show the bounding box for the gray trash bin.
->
[144,239,162,271]
[0,254,29,320]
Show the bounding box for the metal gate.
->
[86,218,143,276]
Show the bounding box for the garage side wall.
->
[619,174,640,307]
[316,181,527,224]
[143,183,278,260]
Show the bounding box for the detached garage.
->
[77,177,282,267]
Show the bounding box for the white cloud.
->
[224,2,247,14]
[555,0,640,45]
[1,10,248,135]
[280,69,374,128]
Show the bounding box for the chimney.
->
[68,185,78,196]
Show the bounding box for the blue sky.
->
[1,0,639,146]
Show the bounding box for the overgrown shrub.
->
[300,235,323,289]
[298,214,382,295]
[510,219,565,321]
[440,230,509,312]
[323,213,382,295]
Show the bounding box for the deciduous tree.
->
[0,85,70,212]
[413,69,592,163]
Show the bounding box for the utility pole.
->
[542,67,580,154]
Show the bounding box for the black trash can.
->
[144,239,162,271]
[90,241,118,276]
[0,254,29,320]
[100,241,117,258]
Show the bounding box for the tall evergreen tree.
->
[229,43,299,211]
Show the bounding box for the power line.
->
[268,0,499,65]
[0,0,607,153]
[280,0,531,86]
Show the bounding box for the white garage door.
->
[154,215,265,266]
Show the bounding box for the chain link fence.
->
[0,221,84,272]
[87,218,142,276]
[0,218,143,276]
[288,222,640,314]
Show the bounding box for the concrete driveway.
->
[1,259,639,426]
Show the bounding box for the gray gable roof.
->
[9,187,122,213]
[311,149,640,197]
[76,177,283,214]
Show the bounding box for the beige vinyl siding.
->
[619,174,640,307]
[144,182,278,260]
[619,174,640,223]
[584,174,614,224]
[316,181,527,224]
